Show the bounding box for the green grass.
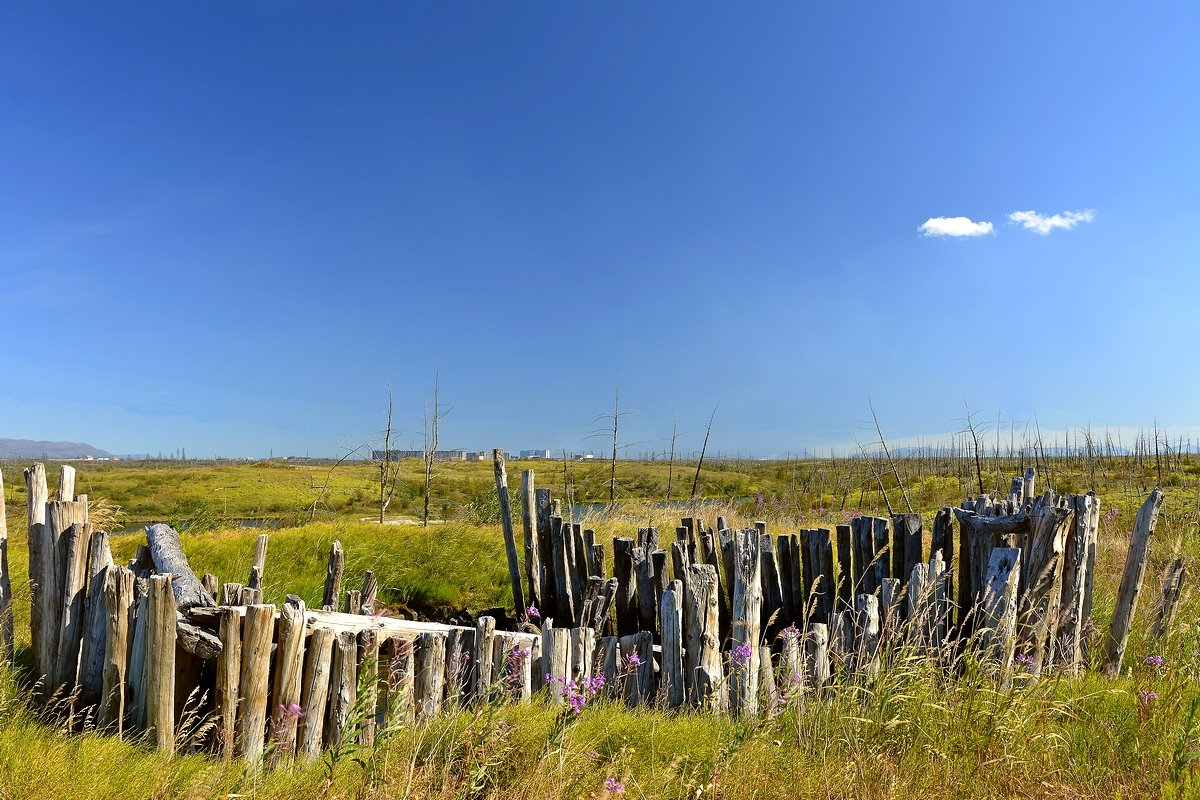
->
[1,454,1199,798]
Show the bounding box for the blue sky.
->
[2,3,1197,458]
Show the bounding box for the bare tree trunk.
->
[609,384,619,507]
[378,387,399,524]
[691,404,718,500]
[666,419,677,502]
[423,369,441,527]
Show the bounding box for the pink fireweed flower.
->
[604,777,626,795]
[732,644,753,666]
[1146,655,1164,668]
[527,605,541,619]
[281,702,303,718]
[625,652,642,667]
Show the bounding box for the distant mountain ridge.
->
[0,438,114,460]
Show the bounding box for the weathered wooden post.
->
[24,463,48,680]
[54,521,92,694]
[1103,489,1164,676]
[660,580,685,709]
[42,496,86,689]
[1152,559,1187,638]
[322,540,344,611]
[834,524,853,613]
[215,607,242,758]
[473,616,496,703]
[248,533,268,593]
[98,565,133,733]
[145,574,177,753]
[1020,501,1073,675]
[806,623,830,692]
[270,598,307,760]
[1059,494,1098,670]
[520,470,541,611]
[79,528,114,705]
[356,629,379,746]
[414,631,447,720]
[359,571,378,615]
[619,631,654,706]
[684,563,724,709]
[327,630,358,744]
[852,593,880,681]
[238,603,276,763]
[493,450,527,622]
[379,634,415,723]
[298,626,335,759]
[979,547,1021,681]
[612,537,637,636]
[730,530,762,716]
[0,469,10,663]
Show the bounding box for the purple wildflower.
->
[1139,690,1159,703]
[585,674,606,693]
[779,624,801,640]
[625,651,642,668]
[1146,655,1164,669]
[732,644,753,666]
[604,777,626,795]
[527,605,541,619]
[281,702,303,718]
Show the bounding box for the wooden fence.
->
[0,457,1176,764]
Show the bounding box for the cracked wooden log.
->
[146,523,216,611]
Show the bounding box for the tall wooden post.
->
[145,574,177,753]
[493,450,527,622]
[1104,489,1163,676]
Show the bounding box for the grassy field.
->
[0,455,1198,798]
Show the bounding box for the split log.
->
[1103,489,1164,676]
[222,583,244,605]
[298,625,335,759]
[852,593,880,681]
[569,626,595,683]
[684,563,723,709]
[215,607,242,758]
[808,528,835,624]
[327,630,358,742]
[413,631,446,720]
[0,469,10,663]
[270,598,307,760]
[979,547,1021,680]
[146,523,216,611]
[730,530,762,716]
[359,571,378,615]
[660,580,685,709]
[806,623,830,691]
[145,574,177,753]
[24,464,48,678]
[98,565,133,733]
[1059,494,1098,670]
[473,616,496,703]
[1153,559,1187,638]
[612,538,637,636]
[1019,501,1073,675]
[356,629,379,746]
[177,618,223,659]
[237,603,276,763]
[201,573,219,597]
[248,533,268,592]
[535,488,554,617]
[322,540,344,611]
[126,578,149,728]
[493,450,527,622]
[551,518,576,626]
[41,498,85,688]
[520,471,541,610]
[53,521,91,693]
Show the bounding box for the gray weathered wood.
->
[23,464,48,678]
[1019,501,1073,675]
[414,631,447,720]
[493,450,527,622]
[551,518,576,626]
[535,488,554,617]
[176,618,222,659]
[612,537,637,636]
[1059,494,1097,670]
[0,469,10,663]
[806,623,830,691]
[327,630,358,743]
[359,570,378,615]
[145,574,176,752]
[834,524,853,613]
[979,546,1021,680]
[215,607,242,758]
[379,634,415,723]
[618,630,653,706]
[53,521,91,693]
[343,589,361,615]
[852,593,880,681]
[634,545,657,636]
[520,470,541,610]
[1103,489,1164,676]
[660,580,685,709]
[684,563,724,709]
[270,597,307,760]
[473,615,496,703]
[322,540,344,611]
[298,625,335,759]
[237,603,276,763]
[569,626,595,683]
[356,628,379,746]
[126,578,149,728]
[42,498,86,688]
[98,565,133,733]
[248,533,269,592]
[146,523,216,611]
[201,573,219,598]
[1150,557,1185,639]
[730,530,762,716]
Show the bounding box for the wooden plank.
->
[893,513,923,613]
[520,471,541,610]
[535,488,554,618]
[145,574,177,753]
[473,616,496,703]
[356,629,379,746]
[126,577,149,728]
[493,450,527,622]
[98,565,133,733]
[684,563,724,709]
[322,540,344,611]
[834,525,853,613]
[248,533,268,593]
[237,604,276,763]
[979,547,1021,681]
[730,530,762,716]
[298,625,335,759]
[1152,558,1187,638]
[1019,502,1073,675]
[659,580,684,709]
[270,598,307,761]
[414,631,446,720]
[23,464,48,679]
[327,630,357,743]
[0,469,10,663]
[618,631,653,706]
[1103,489,1164,676]
[871,517,891,592]
[53,521,91,694]
[805,623,829,692]
[215,607,242,758]
[612,538,637,636]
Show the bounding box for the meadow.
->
[0,450,1197,799]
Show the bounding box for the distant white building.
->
[519,449,551,459]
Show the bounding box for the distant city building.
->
[371,449,467,462]
[519,449,551,459]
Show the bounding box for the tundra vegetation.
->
[0,444,1198,799]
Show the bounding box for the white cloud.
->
[918,216,994,237]
[1008,209,1095,235]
